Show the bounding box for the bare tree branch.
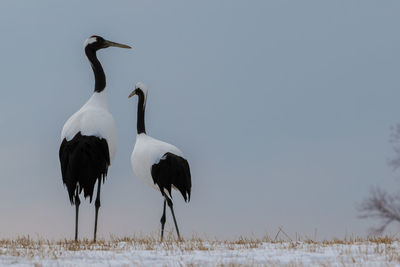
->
[388,124,400,170]
[358,187,400,235]
[358,125,400,234]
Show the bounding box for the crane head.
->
[129,82,148,101]
[84,35,131,51]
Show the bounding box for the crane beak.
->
[105,40,132,49]
[128,89,137,98]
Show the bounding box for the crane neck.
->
[85,48,106,93]
[136,90,146,134]
[85,90,108,109]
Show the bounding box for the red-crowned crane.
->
[59,35,131,242]
[129,82,192,241]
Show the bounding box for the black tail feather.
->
[151,152,191,202]
[59,132,110,204]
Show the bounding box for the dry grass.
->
[0,232,398,266]
[0,232,398,251]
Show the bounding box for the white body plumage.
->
[61,91,117,163]
[131,133,183,191]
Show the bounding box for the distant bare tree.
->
[358,125,400,235]
[358,187,400,235]
[389,124,400,170]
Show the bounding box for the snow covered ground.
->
[0,237,399,266]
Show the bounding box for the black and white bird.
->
[129,82,192,241]
[59,35,131,242]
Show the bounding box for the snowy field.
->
[0,236,399,266]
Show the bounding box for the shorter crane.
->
[129,82,192,241]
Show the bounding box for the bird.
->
[59,35,131,242]
[129,82,192,241]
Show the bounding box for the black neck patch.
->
[136,89,146,134]
[85,47,106,93]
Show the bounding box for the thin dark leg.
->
[74,188,80,242]
[160,199,167,242]
[167,198,181,241]
[93,180,101,242]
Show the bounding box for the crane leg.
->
[93,180,101,242]
[167,198,181,241]
[160,199,167,242]
[74,188,80,242]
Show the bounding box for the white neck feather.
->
[85,90,108,109]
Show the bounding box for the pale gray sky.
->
[0,0,399,240]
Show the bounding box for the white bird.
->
[129,82,192,241]
[59,35,131,242]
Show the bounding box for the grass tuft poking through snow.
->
[0,232,398,266]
